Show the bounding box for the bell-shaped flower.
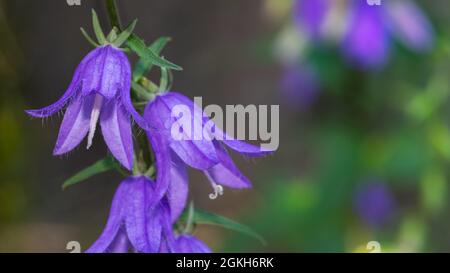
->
[26,45,146,170]
[144,92,273,221]
[86,176,174,253]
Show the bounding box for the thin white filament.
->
[209,182,224,200]
[87,94,104,149]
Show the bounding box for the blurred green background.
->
[0,0,450,252]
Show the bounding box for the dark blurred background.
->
[1,0,450,252]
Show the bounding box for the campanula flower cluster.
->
[26,10,270,253]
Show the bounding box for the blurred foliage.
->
[223,0,450,252]
[0,1,28,223]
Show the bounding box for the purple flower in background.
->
[172,235,211,253]
[343,1,390,68]
[144,92,273,221]
[86,176,174,253]
[354,181,395,228]
[26,45,146,170]
[293,0,330,39]
[385,0,435,52]
[281,64,319,110]
[293,0,435,69]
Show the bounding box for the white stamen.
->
[87,94,104,149]
[208,182,224,200]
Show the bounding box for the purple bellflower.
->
[144,92,273,221]
[86,176,175,253]
[354,180,395,228]
[25,45,146,170]
[294,0,435,69]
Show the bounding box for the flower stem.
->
[104,0,155,177]
[105,0,123,30]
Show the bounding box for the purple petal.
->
[174,235,211,253]
[157,200,177,251]
[124,176,160,253]
[343,2,390,69]
[98,46,125,99]
[158,238,171,253]
[25,46,99,117]
[293,0,330,38]
[147,130,172,206]
[85,179,130,253]
[386,0,434,52]
[100,100,134,170]
[80,46,127,99]
[199,107,273,157]
[221,138,273,157]
[143,202,165,253]
[144,92,219,170]
[167,152,189,223]
[80,46,107,97]
[208,117,273,156]
[53,94,94,155]
[106,229,130,253]
[205,142,252,189]
[119,51,150,131]
[25,86,79,118]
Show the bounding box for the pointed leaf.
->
[92,9,106,44]
[133,37,171,81]
[127,34,182,72]
[62,156,123,189]
[80,27,99,47]
[180,209,266,245]
[106,27,119,43]
[113,19,138,47]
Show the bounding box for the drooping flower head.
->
[86,176,174,253]
[144,92,273,220]
[25,44,144,170]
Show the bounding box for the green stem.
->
[131,82,154,101]
[104,0,155,178]
[105,0,123,30]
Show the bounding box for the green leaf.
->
[113,19,137,47]
[106,27,119,43]
[180,209,266,245]
[62,156,122,190]
[80,27,99,47]
[92,9,106,44]
[133,37,171,81]
[127,34,182,72]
